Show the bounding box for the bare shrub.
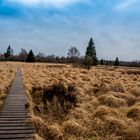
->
[83,55,93,69]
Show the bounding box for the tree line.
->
[1,38,140,68]
[3,46,35,62]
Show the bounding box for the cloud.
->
[6,0,89,7]
[115,0,139,11]
[1,0,140,61]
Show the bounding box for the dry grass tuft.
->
[127,106,140,120]
[95,82,111,96]
[123,122,140,140]
[100,82,111,93]
[47,124,64,140]
[111,82,126,93]
[126,69,140,75]
[33,134,45,140]
[102,116,127,136]
[129,87,140,97]
[98,94,127,108]
[91,117,104,135]
[111,92,136,106]
[93,106,119,120]
[63,120,88,137]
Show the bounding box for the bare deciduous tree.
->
[19,48,28,61]
[67,46,80,63]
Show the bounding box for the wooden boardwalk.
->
[0,69,34,140]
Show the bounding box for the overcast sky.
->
[0,0,140,61]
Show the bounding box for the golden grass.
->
[98,94,127,108]
[21,63,140,140]
[127,106,140,121]
[0,62,16,110]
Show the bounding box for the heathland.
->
[20,63,140,140]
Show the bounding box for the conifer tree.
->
[86,38,98,66]
[114,57,119,66]
[4,45,13,61]
[100,59,104,65]
[26,50,35,62]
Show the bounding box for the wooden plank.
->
[0,134,32,139]
[0,116,27,118]
[0,118,26,121]
[0,122,31,128]
[0,126,34,130]
[0,112,28,114]
[0,129,34,134]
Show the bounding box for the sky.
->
[0,0,140,61]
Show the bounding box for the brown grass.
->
[0,62,16,110]
[126,69,140,75]
[129,87,140,97]
[98,94,127,108]
[127,106,140,121]
[21,64,140,140]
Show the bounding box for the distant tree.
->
[86,38,98,66]
[83,55,93,69]
[46,55,56,63]
[26,50,35,62]
[55,56,61,63]
[0,53,5,61]
[36,52,46,62]
[36,52,45,58]
[114,57,119,66]
[100,59,104,65]
[109,60,112,66]
[47,55,55,59]
[19,48,28,61]
[67,46,80,58]
[4,45,14,61]
[67,46,80,63]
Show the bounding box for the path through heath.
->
[0,69,34,140]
